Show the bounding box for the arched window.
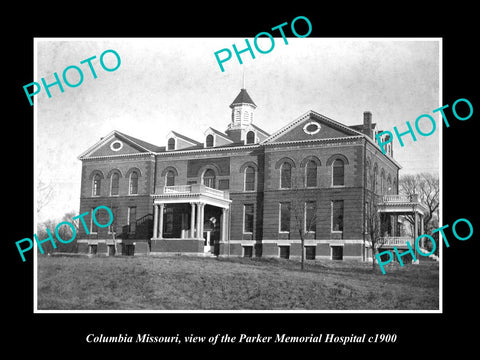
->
[244,166,255,191]
[380,170,385,194]
[246,131,255,144]
[306,160,317,187]
[332,159,344,186]
[206,134,214,148]
[203,169,216,189]
[373,165,378,193]
[93,174,101,196]
[111,172,119,196]
[281,162,292,189]
[167,138,175,151]
[166,170,175,186]
[129,171,139,194]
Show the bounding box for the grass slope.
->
[37,255,439,310]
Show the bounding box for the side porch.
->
[369,194,430,263]
[150,184,231,256]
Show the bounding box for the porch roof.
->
[152,185,231,209]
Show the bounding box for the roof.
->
[168,130,202,146]
[250,123,270,136]
[349,123,377,132]
[205,127,234,142]
[115,130,164,152]
[230,88,256,108]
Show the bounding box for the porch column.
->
[190,202,196,238]
[420,213,425,248]
[413,209,419,262]
[153,204,159,238]
[198,203,205,240]
[196,202,203,240]
[158,203,165,239]
[220,207,228,242]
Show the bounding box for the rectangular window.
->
[128,206,137,233]
[243,246,253,258]
[305,201,317,233]
[280,202,291,232]
[333,161,345,186]
[279,245,290,259]
[90,207,98,233]
[332,200,344,232]
[244,204,254,233]
[305,246,316,260]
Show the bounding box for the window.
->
[203,169,216,189]
[280,162,292,189]
[129,171,138,194]
[206,134,214,147]
[167,138,175,151]
[128,206,137,233]
[373,166,378,193]
[305,201,317,233]
[110,172,119,195]
[89,245,98,255]
[244,204,254,233]
[332,246,343,260]
[280,202,291,232]
[243,246,253,258]
[332,200,344,232]
[166,170,175,186]
[305,246,316,260]
[93,174,101,196]
[246,131,255,144]
[90,207,98,233]
[306,160,317,187]
[279,246,290,259]
[244,166,255,191]
[332,159,344,186]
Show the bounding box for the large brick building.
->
[76,87,427,261]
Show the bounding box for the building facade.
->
[76,88,427,261]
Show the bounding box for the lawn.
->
[36,255,439,311]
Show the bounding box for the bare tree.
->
[289,195,318,271]
[399,173,439,234]
[36,210,79,254]
[365,193,388,270]
[37,178,54,215]
[287,169,318,271]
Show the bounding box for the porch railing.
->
[162,184,226,198]
[381,194,417,203]
[379,236,413,246]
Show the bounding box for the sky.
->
[35,38,440,223]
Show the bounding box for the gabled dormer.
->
[166,130,202,151]
[204,127,234,148]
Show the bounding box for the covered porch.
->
[376,194,429,262]
[151,184,231,255]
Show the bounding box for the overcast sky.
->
[35,38,440,222]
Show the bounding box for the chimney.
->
[363,111,372,138]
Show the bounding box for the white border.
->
[303,121,321,135]
[33,37,442,314]
[110,140,123,152]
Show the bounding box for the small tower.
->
[225,88,257,142]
